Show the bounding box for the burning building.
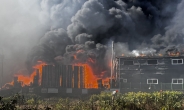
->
[40,64,110,89]
[0,62,110,96]
[41,65,85,88]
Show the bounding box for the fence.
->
[120,83,184,91]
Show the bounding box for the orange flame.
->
[73,55,77,60]
[74,63,110,89]
[168,52,180,56]
[4,61,47,87]
[88,58,96,63]
[136,54,146,57]
[102,78,110,88]
[76,50,84,53]
[32,61,47,84]
[84,64,98,88]
[2,81,14,89]
[3,59,110,89]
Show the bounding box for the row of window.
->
[147,78,183,84]
[122,59,183,65]
[121,78,183,84]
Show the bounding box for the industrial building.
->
[3,55,184,96]
[115,56,184,91]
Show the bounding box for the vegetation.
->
[0,91,184,110]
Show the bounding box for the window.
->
[147,79,158,84]
[172,78,183,84]
[172,59,183,65]
[148,60,157,65]
[124,61,134,65]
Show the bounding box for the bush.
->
[0,91,184,110]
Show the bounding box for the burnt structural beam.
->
[41,66,45,87]
[74,66,79,88]
[80,66,85,88]
[59,65,62,87]
[62,65,67,88]
[48,65,52,87]
[67,65,72,88]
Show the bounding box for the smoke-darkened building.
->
[115,56,184,90]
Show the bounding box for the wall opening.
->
[148,60,157,65]
[124,61,134,65]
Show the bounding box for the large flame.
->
[3,57,110,89]
[3,61,47,88]
[73,62,110,89]
[72,51,110,89]
[32,61,47,84]
[84,64,98,88]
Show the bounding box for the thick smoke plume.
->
[27,0,184,77]
[1,0,184,82]
[151,0,184,54]
[0,0,46,83]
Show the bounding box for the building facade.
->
[115,56,184,90]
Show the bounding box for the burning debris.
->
[2,61,47,90]
[15,61,47,86]
[3,61,111,89]
[165,47,180,56]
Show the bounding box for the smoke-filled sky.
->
[0,0,184,83]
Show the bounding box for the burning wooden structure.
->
[41,65,85,89]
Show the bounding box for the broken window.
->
[147,60,157,65]
[172,78,183,84]
[172,59,183,65]
[147,79,158,84]
[123,61,134,65]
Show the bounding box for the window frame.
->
[172,59,183,65]
[147,59,158,65]
[172,78,183,84]
[147,79,158,84]
[123,60,134,65]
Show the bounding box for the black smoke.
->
[26,0,183,77]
